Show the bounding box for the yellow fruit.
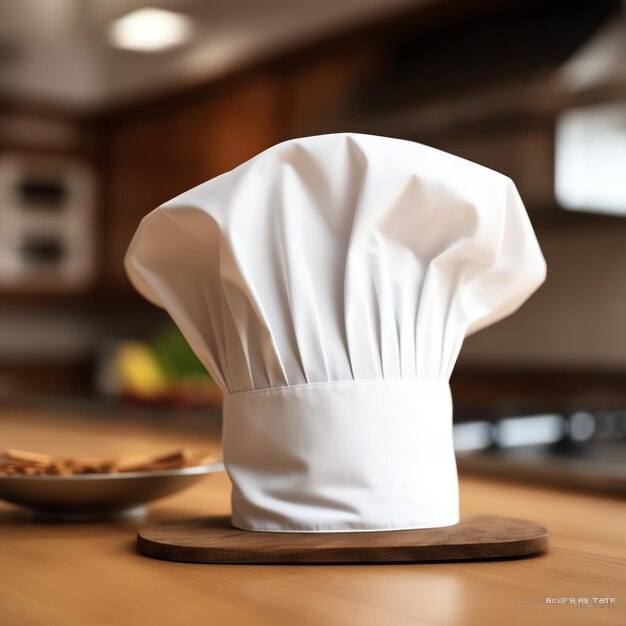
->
[116,342,167,399]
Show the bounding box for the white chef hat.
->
[126,133,546,533]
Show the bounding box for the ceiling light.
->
[108,8,194,53]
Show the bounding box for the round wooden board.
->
[137,515,549,564]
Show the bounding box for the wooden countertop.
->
[1,406,624,626]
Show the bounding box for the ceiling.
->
[0,0,426,111]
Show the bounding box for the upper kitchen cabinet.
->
[277,48,378,139]
[200,74,280,175]
[98,72,281,292]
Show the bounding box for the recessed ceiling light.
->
[108,8,194,53]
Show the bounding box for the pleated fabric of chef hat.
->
[125,133,546,532]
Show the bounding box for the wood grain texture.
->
[1,407,624,626]
[137,515,548,564]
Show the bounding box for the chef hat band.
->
[224,379,457,532]
[126,133,546,532]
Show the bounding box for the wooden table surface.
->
[1,406,624,626]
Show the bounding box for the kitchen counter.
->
[1,407,624,626]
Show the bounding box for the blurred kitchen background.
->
[1,0,625,492]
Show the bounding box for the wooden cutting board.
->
[137,515,548,564]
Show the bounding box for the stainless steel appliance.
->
[0,156,95,290]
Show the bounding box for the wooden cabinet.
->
[99,73,280,291]
[278,49,376,138]
[200,75,279,174]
